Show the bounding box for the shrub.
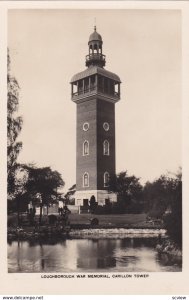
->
[8,214,18,227]
[91,218,99,226]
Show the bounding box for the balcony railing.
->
[72,85,120,100]
[86,53,106,62]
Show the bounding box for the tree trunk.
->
[17,197,20,226]
[39,203,42,225]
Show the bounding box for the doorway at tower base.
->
[75,190,117,207]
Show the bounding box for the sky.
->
[8,9,181,192]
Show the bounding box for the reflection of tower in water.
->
[76,239,121,269]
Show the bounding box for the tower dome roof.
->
[89,26,102,42]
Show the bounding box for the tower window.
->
[83,140,89,156]
[103,122,109,131]
[103,140,109,155]
[83,122,89,131]
[83,172,89,187]
[104,172,110,187]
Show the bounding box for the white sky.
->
[8,9,181,192]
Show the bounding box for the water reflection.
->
[8,238,182,273]
[76,239,118,269]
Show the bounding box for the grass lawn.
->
[69,213,147,226]
[8,212,163,229]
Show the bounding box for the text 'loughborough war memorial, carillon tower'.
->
[70,26,121,207]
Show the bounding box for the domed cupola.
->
[89,26,102,42]
[86,26,106,68]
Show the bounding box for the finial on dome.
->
[88,26,102,43]
[94,17,96,31]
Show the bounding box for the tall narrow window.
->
[83,140,89,156]
[104,172,110,187]
[83,172,89,187]
[103,140,109,155]
[94,44,98,54]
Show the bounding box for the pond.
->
[8,237,182,273]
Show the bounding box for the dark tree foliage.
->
[65,184,76,196]
[143,169,182,248]
[65,184,76,205]
[143,176,173,218]
[23,165,65,206]
[108,171,143,213]
[163,170,182,248]
[7,51,23,197]
[143,172,181,217]
[89,195,97,213]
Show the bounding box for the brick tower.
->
[70,26,121,207]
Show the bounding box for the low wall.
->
[70,228,166,239]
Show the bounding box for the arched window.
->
[94,44,98,53]
[83,140,89,156]
[103,140,109,155]
[83,172,89,187]
[104,172,110,187]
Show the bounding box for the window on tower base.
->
[104,172,110,187]
[103,140,109,155]
[83,172,89,187]
[83,140,89,156]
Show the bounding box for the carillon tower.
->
[70,26,121,207]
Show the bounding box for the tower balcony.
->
[71,85,120,103]
[86,53,106,67]
[71,66,121,104]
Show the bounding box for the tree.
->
[142,168,182,247]
[108,171,143,213]
[24,165,65,204]
[143,178,168,218]
[7,51,23,199]
[23,165,65,223]
[14,166,29,223]
[65,184,76,205]
[143,172,180,218]
[163,169,182,247]
[89,195,97,213]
